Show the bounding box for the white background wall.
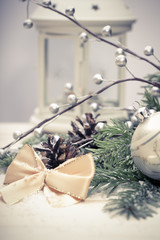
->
[0,0,160,122]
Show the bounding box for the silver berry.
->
[151,86,160,97]
[125,121,133,129]
[144,46,154,56]
[0,149,5,157]
[65,8,75,17]
[67,94,77,105]
[90,102,99,112]
[23,19,33,29]
[13,130,22,140]
[93,74,103,85]
[95,122,105,131]
[49,103,59,114]
[42,0,51,6]
[115,48,125,57]
[80,32,88,44]
[34,128,43,138]
[102,25,112,37]
[64,82,73,93]
[115,54,127,67]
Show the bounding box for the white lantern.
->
[30,0,136,132]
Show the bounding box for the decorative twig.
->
[34,2,160,71]
[1,77,160,150]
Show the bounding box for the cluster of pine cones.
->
[35,113,106,169]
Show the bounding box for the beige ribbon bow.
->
[0,145,95,207]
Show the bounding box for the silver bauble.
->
[115,54,127,67]
[49,103,59,114]
[102,25,112,37]
[130,115,139,126]
[93,74,103,85]
[67,94,77,105]
[80,32,88,44]
[144,46,154,56]
[42,0,51,6]
[131,111,160,180]
[115,48,125,57]
[34,128,43,138]
[65,8,75,16]
[0,149,5,157]
[64,82,73,93]
[90,102,99,112]
[13,130,22,140]
[23,19,33,29]
[125,121,133,129]
[151,86,160,97]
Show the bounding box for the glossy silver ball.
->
[13,130,22,140]
[130,115,139,126]
[102,25,112,37]
[23,19,33,29]
[42,0,51,6]
[115,48,125,57]
[115,54,127,67]
[80,32,88,44]
[95,122,105,131]
[65,8,75,16]
[150,86,160,97]
[93,74,103,85]
[64,82,73,94]
[131,111,160,180]
[49,103,59,114]
[90,102,99,112]
[125,121,133,129]
[0,149,5,157]
[144,46,154,56]
[67,94,77,105]
[34,128,43,138]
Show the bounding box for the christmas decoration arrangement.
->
[1,0,160,220]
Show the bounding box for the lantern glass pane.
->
[89,38,119,107]
[46,37,75,105]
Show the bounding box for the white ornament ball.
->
[115,48,125,57]
[95,122,105,131]
[144,46,154,56]
[23,19,33,29]
[64,82,73,93]
[90,102,99,112]
[131,111,160,180]
[125,121,133,129]
[0,149,5,157]
[102,25,112,37]
[13,130,22,140]
[80,32,88,44]
[93,74,103,85]
[49,103,59,114]
[65,8,75,16]
[42,0,51,6]
[151,86,160,97]
[115,55,127,67]
[34,128,43,138]
[67,94,77,105]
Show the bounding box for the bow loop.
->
[0,144,95,207]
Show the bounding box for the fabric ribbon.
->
[0,144,95,207]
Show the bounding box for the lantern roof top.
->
[31,0,136,35]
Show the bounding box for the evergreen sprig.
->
[89,120,160,219]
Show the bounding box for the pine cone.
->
[68,113,106,147]
[34,135,81,169]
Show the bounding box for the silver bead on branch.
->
[42,0,52,6]
[80,32,88,45]
[144,46,154,56]
[115,48,125,57]
[150,86,160,97]
[34,128,43,138]
[93,74,103,85]
[23,19,33,29]
[90,102,99,112]
[49,103,59,114]
[13,130,22,140]
[115,54,127,67]
[0,149,5,157]
[102,25,112,37]
[64,82,73,94]
[125,121,133,129]
[95,122,105,131]
[65,8,75,17]
[67,94,77,105]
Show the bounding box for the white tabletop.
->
[0,122,160,240]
